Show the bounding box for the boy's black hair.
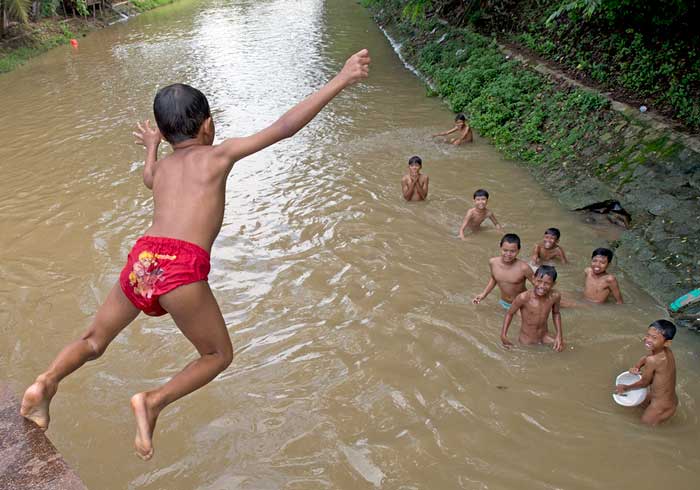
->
[408,155,422,166]
[473,189,489,199]
[455,113,467,122]
[649,319,676,340]
[499,233,521,249]
[591,247,614,262]
[544,227,561,240]
[535,265,558,282]
[154,83,211,144]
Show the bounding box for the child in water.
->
[584,247,623,304]
[401,155,429,201]
[616,320,678,425]
[473,233,534,310]
[501,265,564,352]
[20,49,371,460]
[432,113,473,145]
[458,189,503,239]
[530,227,568,266]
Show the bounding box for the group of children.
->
[19,49,676,465]
[403,125,678,427]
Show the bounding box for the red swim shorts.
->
[119,236,211,316]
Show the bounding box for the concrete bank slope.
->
[0,384,88,490]
[366,6,700,307]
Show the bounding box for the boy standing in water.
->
[616,320,677,425]
[20,50,371,460]
[501,265,564,352]
[473,233,534,310]
[432,113,473,144]
[583,247,623,304]
[458,189,502,239]
[401,155,429,201]
[530,227,568,266]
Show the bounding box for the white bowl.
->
[612,371,648,407]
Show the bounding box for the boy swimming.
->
[583,247,623,304]
[473,233,534,310]
[530,227,568,265]
[616,320,678,425]
[458,189,502,239]
[401,155,429,201]
[20,49,371,460]
[500,265,564,352]
[432,113,473,145]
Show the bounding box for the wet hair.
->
[544,227,561,240]
[455,113,467,122]
[473,189,489,199]
[499,233,521,249]
[591,247,613,262]
[649,319,676,340]
[408,155,422,166]
[535,265,558,282]
[153,83,211,144]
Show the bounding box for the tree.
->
[1,0,31,38]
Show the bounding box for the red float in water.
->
[70,39,79,48]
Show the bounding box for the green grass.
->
[131,0,177,12]
[0,29,74,74]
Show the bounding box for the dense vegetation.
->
[363,0,700,131]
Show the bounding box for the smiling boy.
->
[531,227,568,266]
[458,189,502,239]
[583,247,623,304]
[616,320,677,425]
[473,233,534,310]
[501,265,564,352]
[401,155,429,201]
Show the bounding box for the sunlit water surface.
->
[1,1,698,489]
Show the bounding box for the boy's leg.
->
[21,282,140,429]
[130,280,232,460]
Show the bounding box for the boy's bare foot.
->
[130,392,159,460]
[20,376,56,431]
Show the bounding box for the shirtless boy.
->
[583,247,623,304]
[401,155,429,201]
[501,265,564,352]
[530,227,568,266]
[616,320,678,425]
[432,113,473,145]
[20,50,371,460]
[458,189,502,239]
[473,233,534,310]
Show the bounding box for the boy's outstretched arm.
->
[558,246,569,264]
[432,126,458,137]
[617,359,656,393]
[473,275,496,304]
[215,49,370,167]
[133,120,162,190]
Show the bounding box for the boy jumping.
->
[20,49,371,460]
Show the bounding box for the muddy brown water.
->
[1,1,699,488]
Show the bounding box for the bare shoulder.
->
[584,267,592,275]
[605,273,619,284]
[514,290,530,304]
[551,290,562,303]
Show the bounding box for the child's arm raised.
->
[414,175,429,200]
[617,357,657,393]
[214,49,370,168]
[133,120,162,190]
[629,355,648,375]
[530,244,541,265]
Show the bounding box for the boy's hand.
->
[133,120,162,149]
[629,367,640,375]
[472,294,484,304]
[553,337,564,352]
[501,336,513,349]
[338,49,370,86]
[615,384,628,394]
